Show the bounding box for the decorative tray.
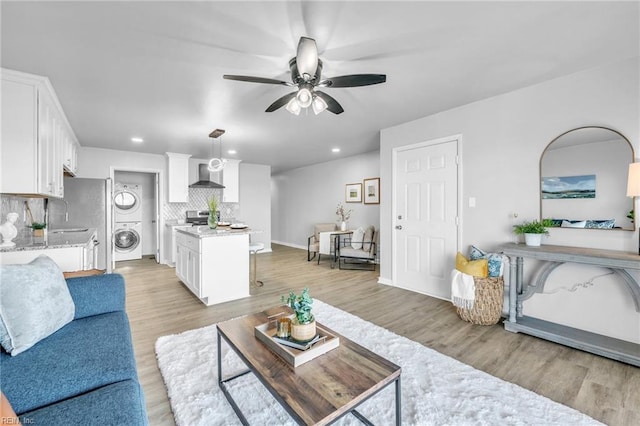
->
[254,315,340,368]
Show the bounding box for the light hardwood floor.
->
[117,244,639,426]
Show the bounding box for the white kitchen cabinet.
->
[166,152,191,203]
[1,68,78,197]
[175,230,249,306]
[0,247,84,272]
[221,159,241,203]
[63,132,80,176]
[82,231,98,270]
[168,224,191,266]
[175,232,201,297]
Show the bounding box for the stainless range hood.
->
[189,164,225,189]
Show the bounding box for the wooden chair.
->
[307,223,337,263]
[335,226,377,271]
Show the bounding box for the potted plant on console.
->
[282,288,316,341]
[513,219,550,247]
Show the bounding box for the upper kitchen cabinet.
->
[1,68,79,197]
[221,159,241,203]
[166,152,192,203]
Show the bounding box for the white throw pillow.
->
[0,255,75,356]
[351,227,365,249]
[561,220,587,228]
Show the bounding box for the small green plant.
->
[208,196,218,212]
[31,222,46,230]
[282,288,314,325]
[628,209,634,224]
[513,219,549,235]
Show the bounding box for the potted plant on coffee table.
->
[513,219,550,247]
[282,288,316,341]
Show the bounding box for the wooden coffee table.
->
[216,306,402,425]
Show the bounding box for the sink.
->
[50,228,89,234]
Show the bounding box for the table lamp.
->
[627,162,640,254]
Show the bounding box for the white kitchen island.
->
[175,226,251,306]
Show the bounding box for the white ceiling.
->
[2,1,638,173]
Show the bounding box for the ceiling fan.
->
[223,37,386,115]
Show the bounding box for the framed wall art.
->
[363,177,380,204]
[345,183,362,203]
[542,174,596,199]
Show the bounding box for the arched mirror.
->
[540,126,635,231]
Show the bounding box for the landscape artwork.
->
[542,174,596,199]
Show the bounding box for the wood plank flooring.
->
[117,244,639,426]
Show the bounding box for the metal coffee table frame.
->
[217,331,402,425]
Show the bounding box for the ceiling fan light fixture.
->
[285,97,301,115]
[312,95,328,115]
[296,87,313,108]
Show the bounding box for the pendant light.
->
[208,129,226,172]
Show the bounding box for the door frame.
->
[391,134,463,299]
[110,167,164,268]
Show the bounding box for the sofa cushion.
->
[20,380,147,426]
[66,273,126,319]
[1,311,138,415]
[456,252,488,278]
[561,220,587,228]
[351,227,365,249]
[585,219,615,229]
[468,245,505,277]
[0,255,75,356]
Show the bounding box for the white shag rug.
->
[155,300,601,426]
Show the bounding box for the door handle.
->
[395,225,402,230]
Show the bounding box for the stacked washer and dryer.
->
[113,183,143,261]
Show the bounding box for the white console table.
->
[500,243,640,366]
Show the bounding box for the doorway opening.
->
[112,169,161,268]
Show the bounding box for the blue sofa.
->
[0,273,148,425]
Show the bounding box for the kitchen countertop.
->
[0,228,96,252]
[177,225,258,238]
[165,219,191,228]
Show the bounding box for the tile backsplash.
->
[0,195,45,238]
[162,188,241,222]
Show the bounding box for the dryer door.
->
[114,187,141,216]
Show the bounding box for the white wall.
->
[77,147,166,179]
[271,151,380,249]
[239,163,272,251]
[380,57,639,343]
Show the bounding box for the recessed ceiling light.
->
[227,150,237,155]
[131,137,144,143]
[332,148,340,153]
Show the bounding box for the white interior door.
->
[393,138,459,299]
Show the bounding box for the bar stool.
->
[249,242,264,287]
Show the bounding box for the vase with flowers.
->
[207,196,218,229]
[336,203,352,231]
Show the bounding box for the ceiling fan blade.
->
[314,90,344,115]
[265,92,298,112]
[296,37,318,80]
[318,74,386,88]
[223,75,293,86]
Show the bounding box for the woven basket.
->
[456,276,504,325]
